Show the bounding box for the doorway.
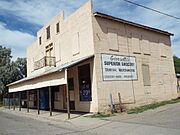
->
[62,83,76,110]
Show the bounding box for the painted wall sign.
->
[101,54,138,81]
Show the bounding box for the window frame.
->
[56,22,60,34]
[46,26,51,40]
[54,91,60,101]
[39,36,42,45]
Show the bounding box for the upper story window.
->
[56,22,60,33]
[39,36,42,45]
[46,26,50,39]
[46,43,53,57]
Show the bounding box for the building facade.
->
[8,1,178,113]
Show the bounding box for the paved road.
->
[0,102,180,135]
[0,110,95,135]
[92,102,180,135]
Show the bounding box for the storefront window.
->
[29,91,36,101]
[54,91,60,101]
[78,64,92,101]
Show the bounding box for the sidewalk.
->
[0,107,110,131]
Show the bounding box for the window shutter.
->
[108,28,118,51]
[142,64,151,86]
[72,32,80,55]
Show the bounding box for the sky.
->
[0,0,179,60]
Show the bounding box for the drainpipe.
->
[65,68,70,119]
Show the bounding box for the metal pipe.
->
[27,91,29,113]
[49,86,52,116]
[65,68,70,119]
[37,89,40,115]
[13,93,15,110]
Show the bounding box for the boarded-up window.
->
[142,64,151,86]
[141,36,150,55]
[118,29,128,53]
[132,33,141,53]
[108,28,118,51]
[72,32,80,55]
[160,43,167,57]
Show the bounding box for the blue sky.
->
[0,0,179,60]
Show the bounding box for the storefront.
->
[8,56,95,118]
[7,1,178,118]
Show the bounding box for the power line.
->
[123,0,180,21]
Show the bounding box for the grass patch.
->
[127,98,180,114]
[85,113,115,118]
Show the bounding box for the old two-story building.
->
[8,1,178,116]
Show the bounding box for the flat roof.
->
[94,12,173,36]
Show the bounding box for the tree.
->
[0,45,27,100]
[14,58,27,78]
[0,46,12,97]
[0,46,11,66]
[173,56,180,74]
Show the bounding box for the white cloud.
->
[0,0,179,58]
[0,0,87,25]
[94,0,180,57]
[132,0,180,57]
[0,22,36,60]
[0,0,88,60]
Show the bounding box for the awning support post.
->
[19,92,21,111]
[49,86,52,116]
[13,93,15,110]
[65,68,70,119]
[27,91,29,113]
[37,89,40,115]
[8,93,10,109]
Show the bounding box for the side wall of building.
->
[92,16,177,112]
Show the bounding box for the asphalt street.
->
[0,102,180,135]
[0,110,95,135]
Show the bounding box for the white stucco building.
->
[8,1,178,114]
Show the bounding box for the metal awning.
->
[8,55,94,93]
